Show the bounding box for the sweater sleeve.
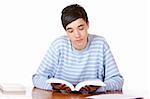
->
[32,42,59,90]
[97,39,124,92]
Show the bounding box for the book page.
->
[75,79,106,91]
[46,78,75,91]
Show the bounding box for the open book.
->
[46,78,106,91]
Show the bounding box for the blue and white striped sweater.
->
[32,34,123,92]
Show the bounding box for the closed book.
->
[0,83,26,94]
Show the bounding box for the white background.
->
[0,0,149,96]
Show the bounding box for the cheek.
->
[81,31,88,38]
[68,34,74,41]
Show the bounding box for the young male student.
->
[32,4,124,94]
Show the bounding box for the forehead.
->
[66,18,87,29]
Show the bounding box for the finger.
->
[51,83,57,90]
[89,85,101,88]
[84,85,91,91]
[61,84,71,91]
[65,87,72,93]
[62,86,70,90]
[80,86,87,91]
[88,85,100,93]
[51,83,61,87]
[53,83,62,85]
[59,84,66,89]
[79,87,89,94]
[51,83,64,90]
[59,84,71,93]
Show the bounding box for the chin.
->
[76,46,85,50]
[73,43,85,50]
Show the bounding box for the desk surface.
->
[32,88,123,99]
[32,88,89,99]
[0,87,147,99]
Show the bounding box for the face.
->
[65,18,89,50]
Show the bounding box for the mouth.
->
[75,39,83,42]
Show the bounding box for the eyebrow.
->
[78,24,84,28]
[66,27,72,31]
[66,24,84,31]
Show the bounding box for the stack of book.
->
[0,83,26,94]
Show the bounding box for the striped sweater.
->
[32,34,124,92]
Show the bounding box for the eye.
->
[78,26,84,30]
[67,29,73,33]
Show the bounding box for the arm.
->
[97,39,124,92]
[32,42,59,90]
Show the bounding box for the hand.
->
[51,83,71,93]
[79,85,101,94]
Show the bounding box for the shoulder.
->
[89,34,110,50]
[51,35,69,45]
[89,34,107,44]
[50,35,70,50]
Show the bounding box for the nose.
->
[74,30,80,38]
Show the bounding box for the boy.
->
[32,4,124,94]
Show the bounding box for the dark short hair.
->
[61,4,88,29]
